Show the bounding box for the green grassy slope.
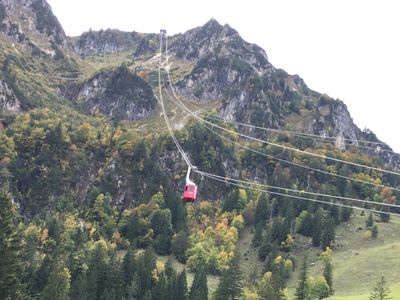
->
[286,213,400,299]
[333,282,400,300]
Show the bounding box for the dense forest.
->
[1,107,399,299]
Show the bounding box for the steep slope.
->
[0,0,71,56]
[73,29,159,57]
[0,79,21,112]
[0,6,399,213]
[165,19,399,170]
[70,65,157,121]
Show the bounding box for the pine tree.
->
[252,222,264,247]
[41,261,71,300]
[70,272,88,300]
[294,256,309,300]
[0,191,24,299]
[171,230,189,263]
[371,225,378,239]
[223,189,240,212]
[135,247,156,298]
[100,288,117,300]
[323,262,334,294]
[126,273,140,299]
[122,247,136,285]
[370,276,391,300]
[152,273,168,300]
[213,252,243,300]
[254,193,269,224]
[166,267,178,300]
[143,290,152,300]
[176,270,188,300]
[366,212,374,228]
[87,244,108,299]
[106,253,124,300]
[189,266,208,300]
[151,209,173,255]
[321,217,335,250]
[312,209,323,247]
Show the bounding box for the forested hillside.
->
[1,1,400,299]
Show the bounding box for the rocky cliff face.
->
[166,19,400,169]
[72,66,157,121]
[73,29,159,57]
[170,19,273,102]
[0,0,70,57]
[0,80,21,112]
[168,20,312,132]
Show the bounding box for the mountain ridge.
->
[1,4,399,214]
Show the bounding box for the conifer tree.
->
[254,193,269,224]
[151,209,173,255]
[294,256,309,300]
[143,290,152,300]
[166,267,178,300]
[371,225,378,239]
[312,209,323,247]
[135,247,156,298]
[70,273,88,300]
[323,262,334,294]
[321,217,335,250]
[176,270,188,300]
[152,273,168,300]
[106,253,124,299]
[366,212,374,228]
[320,247,334,294]
[0,191,24,299]
[214,252,243,300]
[189,266,208,300]
[41,261,71,300]
[369,276,391,300]
[122,247,136,285]
[87,244,108,299]
[171,230,189,263]
[126,273,140,300]
[252,222,264,247]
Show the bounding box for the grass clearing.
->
[287,212,400,298]
[236,226,264,283]
[332,281,400,300]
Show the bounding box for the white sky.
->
[47,0,400,152]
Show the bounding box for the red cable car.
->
[181,167,198,203]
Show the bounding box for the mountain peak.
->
[203,18,222,29]
[170,18,242,60]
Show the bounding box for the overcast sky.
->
[47,0,400,152]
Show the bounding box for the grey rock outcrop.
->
[73,29,159,57]
[0,0,71,56]
[74,66,157,121]
[0,80,21,112]
[170,19,273,103]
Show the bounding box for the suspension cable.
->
[200,172,400,217]
[163,70,400,193]
[162,59,400,177]
[158,30,193,168]
[195,170,400,209]
[159,31,399,214]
